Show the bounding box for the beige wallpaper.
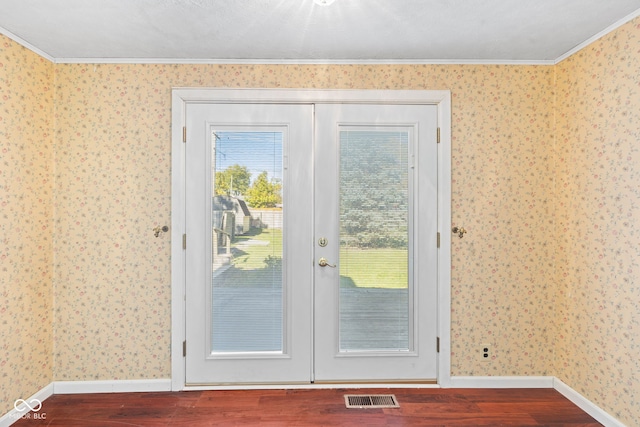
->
[1,13,639,426]
[52,63,556,380]
[0,35,54,415]
[555,18,640,425]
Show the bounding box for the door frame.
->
[170,88,452,391]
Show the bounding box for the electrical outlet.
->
[481,344,491,361]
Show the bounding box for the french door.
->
[184,101,438,385]
[313,104,438,381]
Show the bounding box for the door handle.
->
[318,257,336,268]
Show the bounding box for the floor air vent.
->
[344,394,399,408]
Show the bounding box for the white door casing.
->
[171,89,452,390]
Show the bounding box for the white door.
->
[185,103,313,384]
[313,104,438,381]
[184,102,438,384]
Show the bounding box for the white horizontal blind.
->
[210,130,284,353]
[338,129,411,351]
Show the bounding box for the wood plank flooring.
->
[12,388,601,426]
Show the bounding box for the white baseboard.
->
[448,376,625,426]
[54,379,172,394]
[553,378,626,427]
[0,383,54,427]
[449,375,555,388]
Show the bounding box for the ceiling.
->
[1,0,640,63]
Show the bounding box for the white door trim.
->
[171,88,451,391]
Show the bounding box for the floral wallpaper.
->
[1,12,639,426]
[0,35,54,416]
[555,17,640,426]
[52,62,556,382]
[53,64,174,380]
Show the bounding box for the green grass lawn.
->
[225,227,407,289]
[231,227,282,270]
[340,247,408,289]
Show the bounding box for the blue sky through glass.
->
[213,131,283,186]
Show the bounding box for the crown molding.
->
[0,26,55,62]
[53,57,555,65]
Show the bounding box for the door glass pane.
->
[339,129,411,351]
[211,130,284,353]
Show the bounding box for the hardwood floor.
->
[12,388,601,426]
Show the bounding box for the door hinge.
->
[437,232,440,248]
[437,337,440,353]
[183,340,187,357]
[182,127,187,143]
[182,234,186,249]
[437,127,441,143]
